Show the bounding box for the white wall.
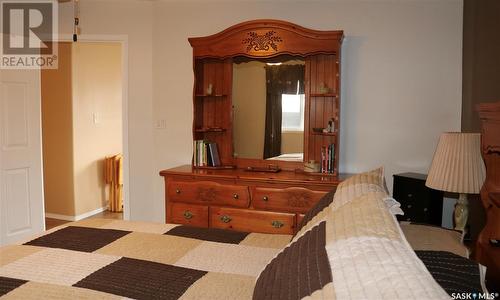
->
[152,0,463,219]
[57,0,462,222]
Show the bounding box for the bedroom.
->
[0,0,499,299]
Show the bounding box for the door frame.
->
[54,34,130,220]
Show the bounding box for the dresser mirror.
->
[232,56,305,162]
[189,19,342,173]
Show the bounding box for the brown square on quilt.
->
[164,226,249,244]
[24,226,130,252]
[294,189,336,236]
[74,257,207,300]
[0,276,28,297]
[253,221,333,300]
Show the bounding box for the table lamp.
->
[426,132,486,232]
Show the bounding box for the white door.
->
[0,69,45,245]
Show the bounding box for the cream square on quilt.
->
[0,245,43,267]
[95,231,202,265]
[326,237,450,300]
[239,232,292,249]
[0,248,120,286]
[179,272,256,300]
[174,241,279,276]
[99,219,179,234]
[1,281,123,300]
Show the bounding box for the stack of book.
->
[320,144,335,174]
[193,140,221,167]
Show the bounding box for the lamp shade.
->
[426,132,485,194]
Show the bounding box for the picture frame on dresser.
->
[160,20,347,234]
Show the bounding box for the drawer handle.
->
[407,204,412,209]
[220,215,232,223]
[262,196,269,202]
[271,220,284,228]
[233,193,239,200]
[176,189,181,194]
[183,211,193,219]
[407,193,413,198]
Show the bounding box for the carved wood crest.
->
[198,187,216,202]
[287,192,311,208]
[242,31,283,52]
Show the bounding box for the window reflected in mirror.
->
[232,57,305,162]
[282,93,305,132]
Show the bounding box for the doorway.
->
[41,41,125,227]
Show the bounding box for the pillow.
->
[253,191,450,300]
[292,167,402,242]
[332,166,404,215]
[332,166,386,207]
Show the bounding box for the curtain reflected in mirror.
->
[233,57,305,161]
[264,64,305,158]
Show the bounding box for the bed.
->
[266,152,304,162]
[0,168,485,299]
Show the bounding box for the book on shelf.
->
[193,140,221,167]
[208,143,221,166]
[320,143,335,174]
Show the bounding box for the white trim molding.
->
[45,206,108,222]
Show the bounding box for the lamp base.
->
[454,193,469,232]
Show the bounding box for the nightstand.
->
[393,173,444,226]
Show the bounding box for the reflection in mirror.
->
[233,57,305,161]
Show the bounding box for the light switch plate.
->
[155,119,167,129]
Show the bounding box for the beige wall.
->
[282,132,304,154]
[58,0,154,220]
[54,0,462,222]
[233,61,266,159]
[41,42,75,216]
[41,42,122,217]
[72,42,123,216]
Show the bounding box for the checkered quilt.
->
[0,218,291,299]
[0,167,458,300]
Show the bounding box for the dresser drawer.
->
[167,181,250,208]
[170,203,208,227]
[252,187,327,213]
[393,173,443,225]
[210,207,295,234]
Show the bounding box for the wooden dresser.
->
[160,166,347,234]
[475,101,500,291]
[160,21,347,235]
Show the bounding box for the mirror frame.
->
[189,19,343,171]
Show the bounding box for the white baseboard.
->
[45,206,108,222]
